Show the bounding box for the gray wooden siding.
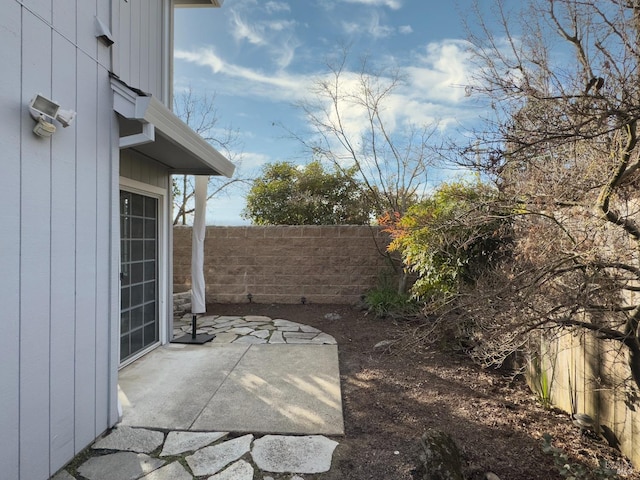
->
[112,0,166,102]
[1,2,118,478]
[120,149,171,189]
[1,4,23,479]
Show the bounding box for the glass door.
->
[120,190,159,363]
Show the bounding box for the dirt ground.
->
[208,302,639,480]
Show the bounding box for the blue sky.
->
[173,0,484,225]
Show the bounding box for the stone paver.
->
[78,452,165,480]
[68,430,340,480]
[234,335,267,344]
[139,462,192,480]
[172,314,336,345]
[312,333,337,345]
[251,329,270,339]
[228,327,255,335]
[92,426,164,453]
[251,435,339,474]
[300,325,321,333]
[269,331,285,343]
[161,431,228,456]
[186,434,253,477]
[207,460,254,480]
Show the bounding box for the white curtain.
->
[191,175,208,314]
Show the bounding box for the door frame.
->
[118,177,169,368]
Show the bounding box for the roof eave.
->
[111,78,235,178]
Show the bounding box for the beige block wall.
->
[173,225,394,304]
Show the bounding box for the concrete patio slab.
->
[118,343,343,436]
[191,345,344,435]
[118,343,250,430]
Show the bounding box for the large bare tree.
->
[294,50,441,292]
[296,49,439,217]
[448,0,640,386]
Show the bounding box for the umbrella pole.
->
[171,175,215,345]
[191,314,197,339]
[172,313,215,344]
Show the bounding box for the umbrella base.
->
[171,314,215,345]
[171,333,215,345]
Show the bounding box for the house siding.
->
[112,0,167,102]
[0,2,118,478]
[120,149,170,189]
[2,0,216,477]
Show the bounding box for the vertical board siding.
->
[3,0,175,476]
[97,0,112,68]
[140,0,151,90]
[153,2,164,99]
[74,51,99,451]
[53,0,76,43]
[118,0,131,84]
[76,0,97,59]
[114,0,167,100]
[130,0,141,87]
[49,32,78,471]
[21,0,52,23]
[120,150,169,188]
[94,65,113,435]
[19,11,52,480]
[0,4,22,479]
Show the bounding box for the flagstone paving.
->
[172,314,337,345]
[55,427,339,480]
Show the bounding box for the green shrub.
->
[364,286,420,318]
[384,179,511,305]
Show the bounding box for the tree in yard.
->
[290,50,441,293]
[422,0,640,386]
[295,49,438,217]
[172,88,246,225]
[383,179,511,304]
[243,160,375,225]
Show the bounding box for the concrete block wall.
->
[173,225,394,304]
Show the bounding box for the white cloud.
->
[339,0,402,10]
[240,151,273,170]
[226,5,300,69]
[176,38,479,136]
[231,10,265,45]
[340,11,399,39]
[265,1,291,14]
[266,19,296,32]
[367,12,395,38]
[399,25,413,34]
[404,39,475,104]
[175,48,311,101]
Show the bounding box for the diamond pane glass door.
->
[120,191,159,363]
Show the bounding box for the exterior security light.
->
[28,94,76,137]
[33,117,56,137]
[56,108,76,128]
[29,94,60,120]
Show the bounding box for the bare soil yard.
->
[209,302,639,480]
